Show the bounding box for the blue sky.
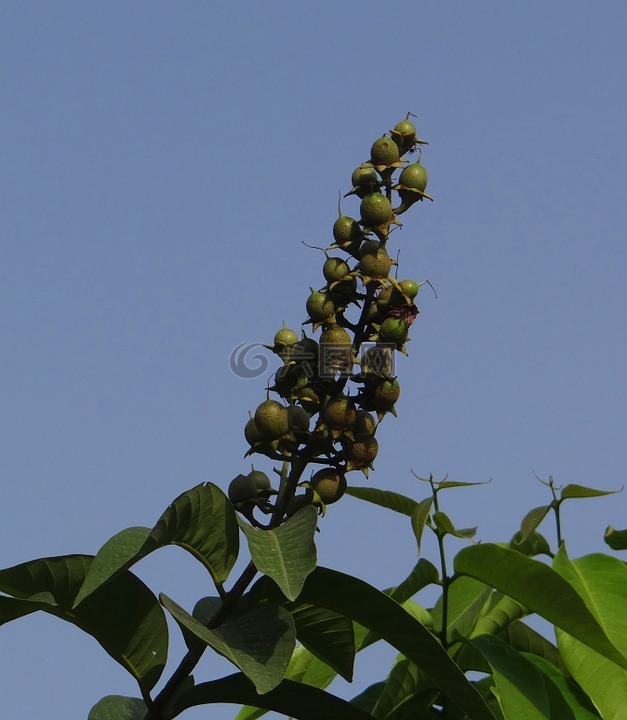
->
[1,2,626,717]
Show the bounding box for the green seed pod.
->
[370,135,400,167]
[254,399,291,439]
[379,317,409,346]
[322,395,357,431]
[323,256,351,284]
[306,290,336,322]
[360,193,393,228]
[310,468,347,505]
[228,473,259,504]
[358,247,394,279]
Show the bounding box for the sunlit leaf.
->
[173,672,378,720]
[455,543,627,670]
[0,554,167,692]
[411,498,433,554]
[436,479,492,490]
[346,486,419,516]
[524,654,601,719]
[518,505,551,544]
[75,483,239,604]
[560,483,622,500]
[431,576,491,643]
[389,559,439,603]
[554,550,627,720]
[499,621,566,673]
[471,592,527,638]
[238,506,317,601]
[297,567,496,720]
[472,634,576,720]
[604,525,627,550]
[432,511,477,541]
[509,529,552,557]
[88,696,147,720]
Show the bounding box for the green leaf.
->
[351,682,386,714]
[518,505,551,544]
[604,525,627,550]
[455,543,627,670]
[553,550,627,720]
[88,696,147,720]
[432,511,477,541]
[499,621,566,672]
[0,554,167,692]
[161,595,295,694]
[174,672,378,720]
[346,486,419,516]
[290,603,355,681]
[388,559,440,603]
[238,506,317,601]
[560,483,622,500]
[372,656,433,720]
[297,567,496,720]
[436,478,492,490]
[430,575,492,643]
[470,592,527,638]
[509,529,552,557]
[75,483,239,604]
[524,654,601,720]
[411,498,433,554]
[471,634,577,720]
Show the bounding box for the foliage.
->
[2,117,626,720]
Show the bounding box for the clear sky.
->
[1,2,626,717]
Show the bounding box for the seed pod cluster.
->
[235,115,432,521]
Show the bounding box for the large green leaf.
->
[524,654,601,720]
[389,559,440,603]
[346,486,419,516]
[471,634,577,720]
[161,595,295,694]
[173,672,377,720]
[238,506,317,601]
[88,696,147,720]
[74,483,239,604]
[454,543,627,670]
[499,621,566,672]
[290,603,355,681]
[371,656,434,720]
[0,554,167,692]
[470,592,527,638]
[553,550,627,720]
[430,575,491,643]
[297,567,496,720]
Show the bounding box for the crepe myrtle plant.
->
[2,116,627,720]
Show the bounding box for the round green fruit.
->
[254,399,290,439]
[247,468,271,492]
[306,290,335,322]
[273,327,299,347]
[379,317,409,345]
[358,247,393,279]
[370,136,400,166]
[333,215,362,245]
[323,396,357,430]
[397,162,428,193]
[323,256,351,284]
[228,474,259,504]
[360,193,393,227]
[310,468,347,505]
